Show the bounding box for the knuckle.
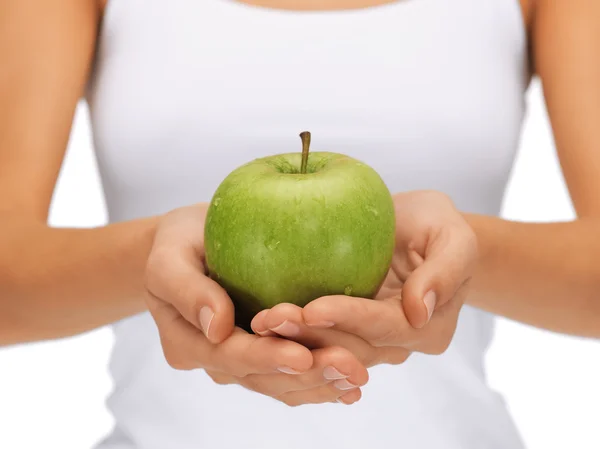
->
[206,370,232,386]
[424,190,454,207]
[421,189,446,200]
[433,190,452,201]
[321,345,351,363]
[163,347,195,371]
[159,330,202,371]
[174,282,202,314]
[145,248,175,294]
[389,349,411,365]
[365,347,409,367]
[368,301,404,347]
[428,342,450,355]
[238,376,263,394]
[371,325,401,347]
[427,334,453,355]
[279,396,301,408]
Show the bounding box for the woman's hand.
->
[252,191,477,364]
[144,204,368,406]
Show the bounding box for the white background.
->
[0,80,599,448]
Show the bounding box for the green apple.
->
[204,132,395,330]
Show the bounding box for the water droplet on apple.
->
[367,206,379,216]
[213,197,221,207]
[344,285,353,296]
[265,239,280,251]
[215,241,221,250]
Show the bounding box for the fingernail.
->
[336,398,347,404]
[323,366,348,380]
[277,366,303,375]
[333,379,357,390]
[270,320,300,337]
[306,320,335,328]
[199,306,214,338]
[423,291,437,322]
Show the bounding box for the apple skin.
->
[204,151,395,330]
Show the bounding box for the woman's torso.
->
[87,0,529,447]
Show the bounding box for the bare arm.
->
[0,0,156,345]
[466,0,600,338]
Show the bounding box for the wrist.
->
[103,214,161,309]
[462,213,506,261]
[461,213,513,301]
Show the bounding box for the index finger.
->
[149,298,314,377]
[145,245,235,344]
[212,328,314,377]
[302,295,414,347]
[402,224,477,328]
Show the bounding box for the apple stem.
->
[299,131,311,174]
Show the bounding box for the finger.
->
[214,328,313,377]
[335,388,363,405]
[208,366,362,406]
[205,369,238,387]
[241,345,369,398]
[148,296,313,375]
[146,246,235,344]
[261,303,372,359]
[279,382,363,407]
[257,303,305,339]
[250,309,277,336]
[405,282,468,355]
[261,302,411,366]
[375,263,405,300]
[308,346,370,390]
[302,295,415,348]
[402,224,477,329]
[274,346,367,406]
[147,294,215,370]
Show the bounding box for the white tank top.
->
[87,1,528,448]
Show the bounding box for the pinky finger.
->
[250,310,277,336]
[278,384,363,407]
[336,388,362,405]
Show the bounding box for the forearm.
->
[0,216,159,345]
[465,214,600,337]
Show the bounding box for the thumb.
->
[401,228,477,329]
[191,273,236,344]
[146,253,235,344]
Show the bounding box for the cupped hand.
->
[144,204,367,406]
[252,190,477,363]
